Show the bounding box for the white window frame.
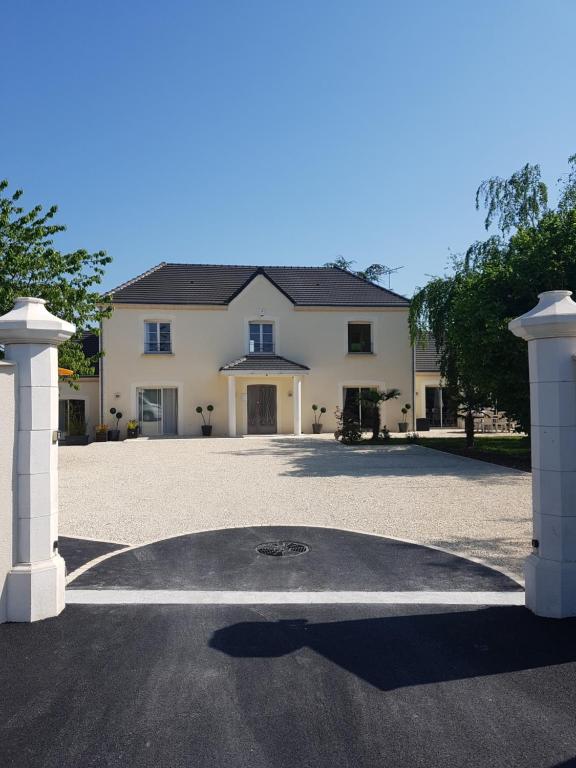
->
[130,381,184,436]
[144,320,172,354]
[246,319,277,355]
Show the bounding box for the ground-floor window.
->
[137,387,178,435]
[343,387,377,428]
[425,386,457,427]
[59,399,86,436]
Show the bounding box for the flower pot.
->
[312,423,323,434]
[201,425,213,436]
[127,427,139,439]
[95,431,108,442]
[108,429,120,441]
[398,422,408,433]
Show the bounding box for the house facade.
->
[67,262,412,438]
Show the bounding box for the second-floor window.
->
[249,322,274,354]
[145,321,172,354]
[348,323,372,354]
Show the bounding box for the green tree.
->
[475,162,548,234]
[324,256,394,284]
[411,155,576,440]
[0,180,112,381]
[410,272,488,446]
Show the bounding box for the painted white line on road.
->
[66,590,525,606]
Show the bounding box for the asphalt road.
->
[2,528,573,768]
[2,602,576,768]
[64,526,522,591]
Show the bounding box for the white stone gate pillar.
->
[509,290,576,618]
[0,297,75,622]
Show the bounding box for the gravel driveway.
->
[59,436,532,580]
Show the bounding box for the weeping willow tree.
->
[409,272,488,447]
[410,155,576,445]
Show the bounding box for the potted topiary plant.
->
[108,408,123,441]
[95,424,108,442]
[312,404,327,434]
[398,403,411,433]
[196,404,214,436]
[126,419,139,438]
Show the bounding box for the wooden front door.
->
[247,385,277,434]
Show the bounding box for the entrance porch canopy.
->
[219,355,309,436]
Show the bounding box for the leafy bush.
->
[334,408,362,443]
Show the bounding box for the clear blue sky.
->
[3,1,575,297]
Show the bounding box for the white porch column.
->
[509,290,576,618]
[0,297,75,622]
[293,375,302,436]
[227,376,237,437]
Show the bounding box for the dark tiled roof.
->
[415,335,440,372]
[220,354,310,373]
[110,263,409,307]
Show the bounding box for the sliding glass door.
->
[425,386,456,427]
[59,399,86,437]
[343,387,377,428]
[137,388,178,436]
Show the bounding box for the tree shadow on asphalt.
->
[210,606,576,692]
[220,439,527,483]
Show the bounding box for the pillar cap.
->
[0,296,76,345]
[509,290,576,341]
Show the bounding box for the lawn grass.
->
[355,434,531,471]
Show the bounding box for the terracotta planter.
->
[312,423,323,434]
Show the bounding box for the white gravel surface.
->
[59,435,532,580]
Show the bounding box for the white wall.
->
[0,362,16,623]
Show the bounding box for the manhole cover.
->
[256,541,310,557]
